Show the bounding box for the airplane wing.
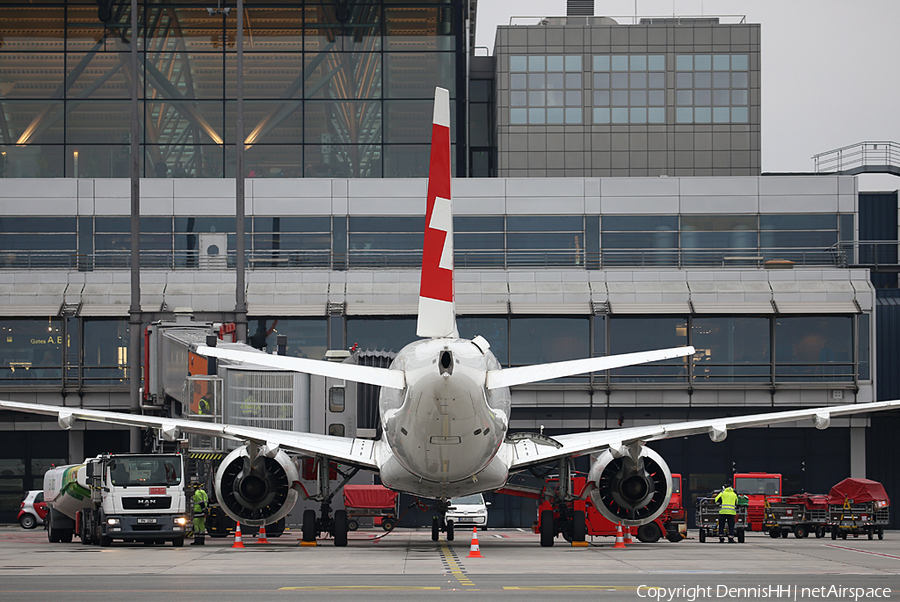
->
[507,399,900,470]
[0,399,379,470]
[485,346,695,389]
[196,345,406,390]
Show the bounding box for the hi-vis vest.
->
[715,488,738,515]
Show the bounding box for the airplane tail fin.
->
[417,87,458,339]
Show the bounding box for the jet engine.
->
[214,445,300,527]
[586,445,673,527]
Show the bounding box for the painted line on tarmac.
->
[440,540,475,588]
[824,544,900,561]
[280,586,441,591]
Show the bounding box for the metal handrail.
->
[812,141,900,174]
[0,246,849,271]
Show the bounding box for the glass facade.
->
[509,55,583,125]
[1,212,849,270]
[592,54,666,125]
[0,1,467,179]
[231,314,870,387]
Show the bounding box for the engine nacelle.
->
[587,445,673,527]
[214,446,300,527]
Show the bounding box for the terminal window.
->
[674,54,749,124]
[509,55,583,125]
[591,55,666,125]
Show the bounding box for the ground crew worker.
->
[191,485,209,545]
[715,485,738,543]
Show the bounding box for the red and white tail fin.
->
[417,87,457,339]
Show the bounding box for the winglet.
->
[417,87,457,339]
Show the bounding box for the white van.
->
[446,493,490,530]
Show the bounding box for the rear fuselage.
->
[378,337,510,498]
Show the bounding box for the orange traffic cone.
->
[231,522,245,549]
[613,523,627,549]
[466,527,484,558]
[623,526,634,545]
[256,525,269,544]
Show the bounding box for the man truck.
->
[43,453,189,546]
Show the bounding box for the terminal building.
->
[0,0,898,527]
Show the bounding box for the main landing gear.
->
[431,500,454,542]
[297,457,359,547]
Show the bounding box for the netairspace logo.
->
[637,585,892,601]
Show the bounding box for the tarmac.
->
[0,525,898,601]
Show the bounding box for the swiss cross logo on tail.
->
[417,87,456,339]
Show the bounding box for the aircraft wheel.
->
[572,510,586,542]
[333,510,348,547]
[302,510,317,542]
[637,522,662,543]
[540,510,555,547]
[446,520,454,541]
[347,519,359,532]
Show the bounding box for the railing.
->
[0,247,849,271]
[831,240,900,270]
[812,141,900,175]
[508,14,748,26]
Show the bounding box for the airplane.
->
[2,87,899,547]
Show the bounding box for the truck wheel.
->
[172,537,184,547]
[302,510,317,542]
[781,529,789,539]
[446,520,454,541]
[333,510,348,547]
[831,529,837,540]
[99,535,112,547]
[60,529,73,544]
[666,530,684,543]
[867,528,874,540]
[20,514,36,529]
[347,519,359,532]
[637,522,662,543]
[737,530,745,543]
[699,529,706,543]
[540,510,555,547]
[572,510,586,542]
[432,518,439,541]
[381,519,394,532]
[769,528,780,539]
[794,525,807,539]
[815,526,825,538]
[841,532,847,540]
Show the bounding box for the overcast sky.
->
[475,0,900,189]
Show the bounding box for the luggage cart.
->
[342,485,400,532]
[696,497,748,543]
[764,498,806,539]
[829,499,889,540]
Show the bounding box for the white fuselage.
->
[377,337,511,499]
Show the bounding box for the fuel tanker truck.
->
[43,453,189,546]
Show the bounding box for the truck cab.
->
[659,473,687,541]
[733,472,782,532]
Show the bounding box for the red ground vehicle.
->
[733,472,782,531]
[342,484,399,532]
[500,473,685,545]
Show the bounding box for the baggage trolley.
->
[696,497,748,543]
[829,498,889,540]
[343,485,400,532]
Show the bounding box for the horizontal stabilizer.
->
[485,346,695,390]
[197,346,405,390]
